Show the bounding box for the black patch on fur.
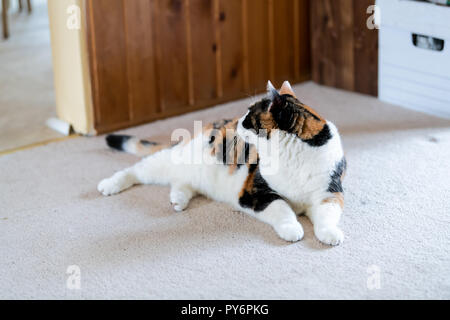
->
[106,134,131,151]
[239,166,283,212]
[215,134,248,167]
[302,124,332,147]
[327,158,347,193]
[271,103,296,132]
[220,136,228,164]
[242,114,254,130]
[269,95,332,147]
[242,99,271,131]
[239,142,251,167]
[208,120,251,168]
[244,96,331,147]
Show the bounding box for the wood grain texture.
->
[2,0,8,39]
[219,0,245,99]
[157,0,190,111]
[87,0,130,128]
[310,0,378,96]
[336,0,355,92]
[298,0,311,81]
[273,0,295,85]
[86,0,312,133]
[246,0,270,94]
[353,0,378,96]
[189,0,218,103]
[123,0,160,120]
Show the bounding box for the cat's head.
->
[237,81,331,148]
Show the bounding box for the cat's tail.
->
[106,134,169,157]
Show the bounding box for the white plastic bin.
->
[377,0,450,119]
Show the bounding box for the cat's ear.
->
[266,81,279,100]
[267,81,283,112]
[279,81,297,98]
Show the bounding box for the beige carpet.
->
[0,82,449,299]
[0,1,63,153]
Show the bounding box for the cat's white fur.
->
[98,81,345,245]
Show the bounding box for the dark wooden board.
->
[310,0,378,96]
[86,0,312,133]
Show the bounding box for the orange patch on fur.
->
[259,112,277,134]
[281,96,327,140]
[322,193,344,209]
[300,103,324,121]
[299,116,326,140]
[239,168,256,198]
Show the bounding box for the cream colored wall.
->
[47,0,93,135]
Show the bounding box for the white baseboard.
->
[46,118,72,136]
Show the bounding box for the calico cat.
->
[98,81,346,245]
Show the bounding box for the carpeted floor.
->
[0,82,449,299]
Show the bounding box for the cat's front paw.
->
[97,178,122,196]
[314,226,344,246]
[275,222,304,242]
[170,189,190,212]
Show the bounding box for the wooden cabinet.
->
[86,0,311,133]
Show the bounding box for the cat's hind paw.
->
[314,226,344,246]
[275,222,304,242]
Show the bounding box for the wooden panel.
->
[297,0,311,81]
[246,0,270,93]
[189,0,218,104]
[219,0,245,98]
[336,0,355,91]
[86,0,312,133]
[87,0,130,128]
[155,0,190,111]
[273,0,296,86]
[353,0,378,95]
[124,0,160,120]
[311,0,378,96]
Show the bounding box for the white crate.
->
[377,0,450,119]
